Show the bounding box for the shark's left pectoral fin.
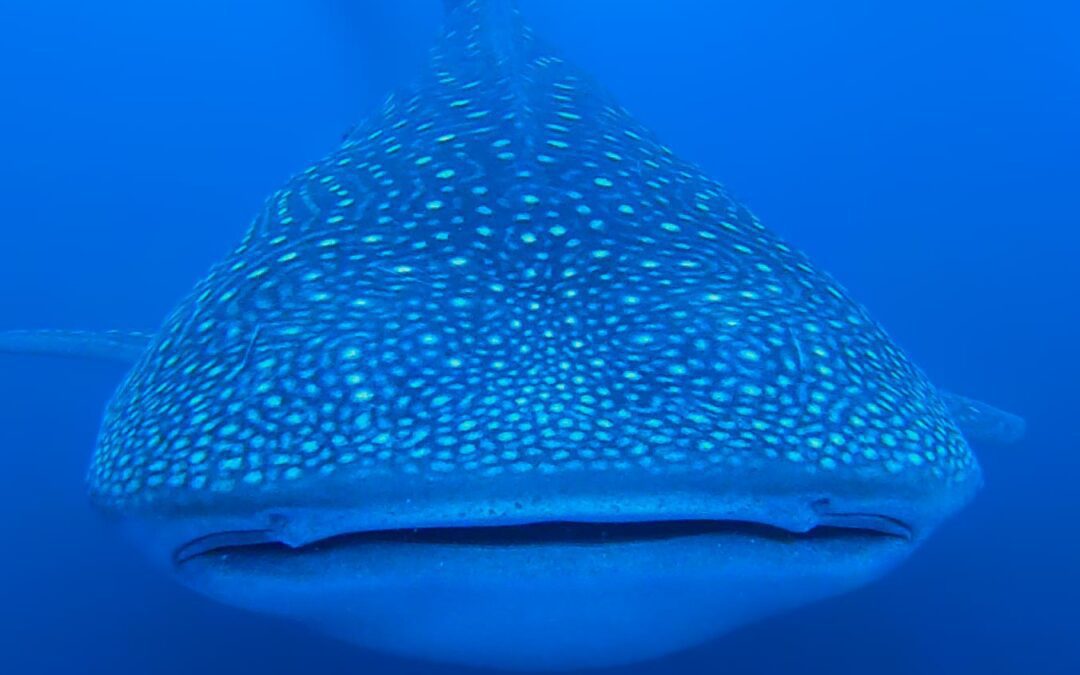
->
[0,329,153,365]
[938,389,1026,445]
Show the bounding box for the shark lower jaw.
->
[166,513,915,671]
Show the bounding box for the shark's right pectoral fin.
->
[0,329,153,365]
[938,389,1027,445]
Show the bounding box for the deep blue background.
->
[0,1,1076,673]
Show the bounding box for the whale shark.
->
[1,0,1024,670]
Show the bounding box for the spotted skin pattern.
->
[89,0,976,513]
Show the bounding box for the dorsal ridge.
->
[440,0,528,70]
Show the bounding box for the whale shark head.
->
[82,0,979,670]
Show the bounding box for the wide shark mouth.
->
[172,514,914,566]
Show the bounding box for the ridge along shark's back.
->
[1,0,1015,671]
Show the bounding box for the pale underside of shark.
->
[1,0,1024,671]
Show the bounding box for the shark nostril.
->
[819,514,913,540]
[808,498,915,540]
[172,529,281,565]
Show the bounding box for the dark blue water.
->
[0,1,1076,673]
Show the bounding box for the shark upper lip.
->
[172,514,914,566]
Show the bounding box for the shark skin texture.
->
[0,0,1025,671]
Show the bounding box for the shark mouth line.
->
[172,515,913,565]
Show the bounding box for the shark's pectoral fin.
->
[938,389,1026,444]
[0,329,153,365]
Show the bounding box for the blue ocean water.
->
[0,0,1076,673]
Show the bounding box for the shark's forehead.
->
[90,6,975,513]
